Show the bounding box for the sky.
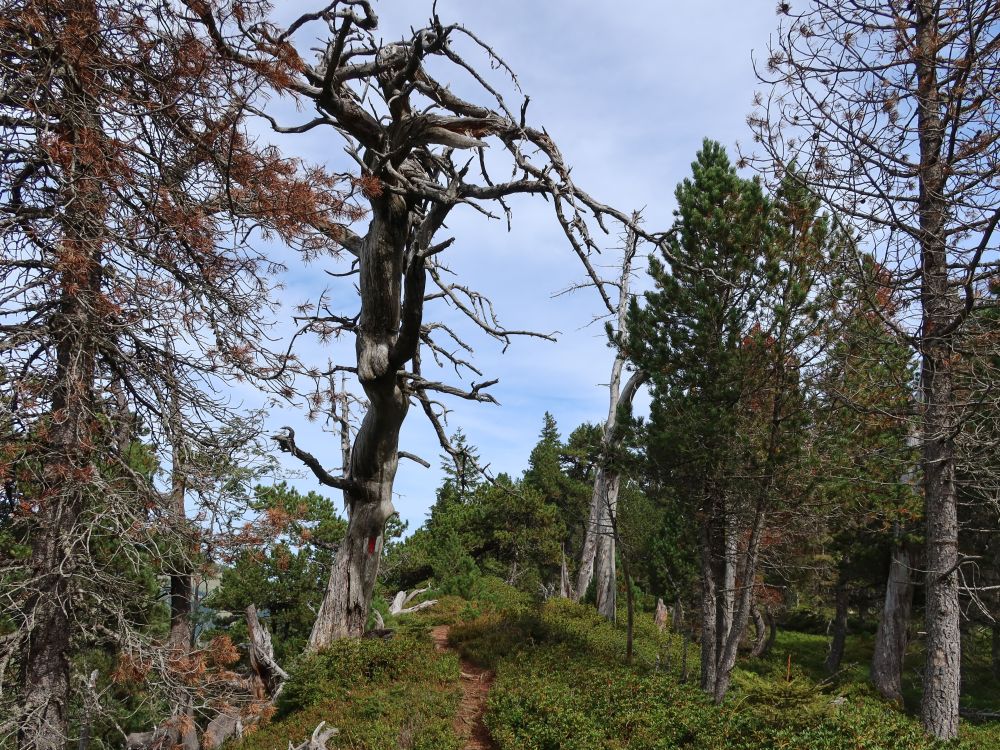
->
[246,0,783,531]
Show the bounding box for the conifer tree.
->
[750,2,1000,735]
[627,141,842,701]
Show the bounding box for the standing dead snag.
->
[191,1,653,648]
[572,216,648,619]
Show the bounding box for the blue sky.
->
[246,0,782,530]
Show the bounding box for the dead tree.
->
[0,3,349,747]
[871,542,916,705]
[191,1,654,647]
[749,1,1000,738]
[571,217,648,618]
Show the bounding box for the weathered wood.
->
[201,711,240,750]
[574,217,645,609]
[750,602,768,658]
[246,605,289,699]
[388,588,438,615]
[289,722,340,750]
[872,545,915,704]
[654,598,669,633]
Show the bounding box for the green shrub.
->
[276,635,454,716]
[234,632,462,750]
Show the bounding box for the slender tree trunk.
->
[872,544,915,705]
[574,218,643,605]
[595,474,620,621]
[623,551,635,665]
[720,509,737,653]
[713,504,765,704]
[825,579,849,674]
[699,517,718,694]
[166,397,198,750]
[574,472,605,602]
[762,607,777,658]
[750,602,768,658]
[19,8,104,745]
[914,3,961,739]
[559,548,572,599]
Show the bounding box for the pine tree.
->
[628,141,843,702]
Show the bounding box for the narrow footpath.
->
[430,625,496,750]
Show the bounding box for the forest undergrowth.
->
[230,582,1000,750]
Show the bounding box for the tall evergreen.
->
[627,141,843,702]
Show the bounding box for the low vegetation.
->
[228,584,999,749]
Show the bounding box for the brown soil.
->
[430,625,497,750]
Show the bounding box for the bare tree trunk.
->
[872,544,915,705]
[201,712,240,750]
[712,504,765,704]
[19,8,103,744]
[914,4,961,738]
[825,579,849,674]
[166,383,199,750]
[307,198,417,648]
[750,602,768,658]
[574,218,644,605]
[623,550,635,665]
[574,472,606,602]
[595,475,620,621]
[309,494,395,646]
[655,598,668,632]
[720,510,737,654]
[559,548,572,599]
[246,605,288,699]
[699,517,718,695]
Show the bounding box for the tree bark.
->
[594,476,619,621]
[750,602,767,658]
[655,598,668,632]
[699,517,718,694]
[914,2,961,739]
[825,580,849,674]
[712,504,765,704]
[19,6,104,745]
[720,510,738,655]
[307,196,417,648]
[872,544,915,705]
[201,712,239,750]
[166,385,199,750]
[246,605,288,699]
[574,219,643,606]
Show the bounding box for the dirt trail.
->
[430,625,496,750]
